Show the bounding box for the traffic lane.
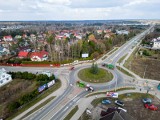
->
[50,91,88,120]
[32,86,73,120]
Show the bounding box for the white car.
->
[86,86,94,92]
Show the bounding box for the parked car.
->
[142,98,152,104]
[115,100,124,107]
[102,99,111,104]
[144,104,158,111]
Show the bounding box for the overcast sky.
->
[0,0,160,21]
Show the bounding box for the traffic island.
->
[78,68,113,83]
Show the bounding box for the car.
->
[102,63,106,67]
[102,99,111,104]
[86,86,94,92]
[144,104,158,111]
[142,98,152,104]
[115,100,124,107]
[70,66,74,70]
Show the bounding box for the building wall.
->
[153,42,160,49]
[0,71,12,87]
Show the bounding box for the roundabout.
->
[78,67,113,83]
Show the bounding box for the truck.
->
[107,64,114,69]
[102,63,114,70]
[76,81,86,88]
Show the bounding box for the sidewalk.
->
[13,75,68,120]
[70,88,160,120]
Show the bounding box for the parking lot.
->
[89,93,160,120]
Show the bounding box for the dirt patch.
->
[0,79,37,119]
[130,58,160,80]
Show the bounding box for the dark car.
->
[115,100,124,107]
[102,63,106,67]
[144,104,158,111]
[70,66,74,70]
[142,98,152,104]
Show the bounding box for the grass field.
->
[64,105,78,120]
[78,68,113,83]
[116,66,133,77]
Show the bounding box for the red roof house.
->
[30,51,48,61]
[18,51,29,58]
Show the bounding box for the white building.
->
[116,30,129,35]
[152,41,160,49]
[42,71,51,77]
[0,68,12,87]
[151,37,160,49]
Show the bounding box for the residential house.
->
[0,68,12,87]
[151,37,160,49]
[15,35,22,39]
[100,108,135,120]
[30,51,48,61]
[3,35,13,42]
[0,46,9,57]
[18,51,29,59]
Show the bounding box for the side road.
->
[13,75,68,120]
[69,88,160,120]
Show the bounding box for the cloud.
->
[0,0,159,20]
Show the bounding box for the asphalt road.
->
[2,25,154,120]
[47,25,154,120]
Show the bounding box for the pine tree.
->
[90,63,99,74]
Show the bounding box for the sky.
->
[0,0,160,21]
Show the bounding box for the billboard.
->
[82,53,89,58]
[38,84,48,92]
[106,92,118,98]
[47,80,56,88]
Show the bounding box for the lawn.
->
[86,87,135,97]
[118,54,127,63]
[116,66,133,77]
[64,105,78,120]
[78,68,113,83]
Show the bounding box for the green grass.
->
[118,93,154,100]
[8,80,61,120]
[86,87,135,97]
[64,105,78,120]
[20,96,56,119]
[91,93,154,107]
[118,54,128,63]
[78,110,91,120]
[116,66,133,77]
[91,97,106,107]
[78,68,113,83]
[108,47,119,55]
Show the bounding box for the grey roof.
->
[100,110,136,120]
